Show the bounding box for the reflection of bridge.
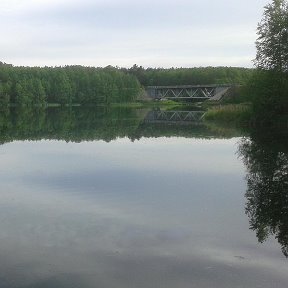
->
[144,110,205,124]
[146,84,231,100]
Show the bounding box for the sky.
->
[0,0,270,68]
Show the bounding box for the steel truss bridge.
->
[144,110,205,124]
[146,84,231,100]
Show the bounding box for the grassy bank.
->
[111,100,184,109]
[203,104,252,125]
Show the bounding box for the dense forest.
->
[0,63,141,106]
[0,61,254,105]
[123,65,254,86]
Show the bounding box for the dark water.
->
[0,107,287,288]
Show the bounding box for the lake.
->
[0,106,287,288]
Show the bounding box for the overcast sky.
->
[0,0,270,68]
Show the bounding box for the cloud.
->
[0,0,269,67]
[15,0,264,30]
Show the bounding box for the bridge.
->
[146,84,232,101]
[144,110,205,124]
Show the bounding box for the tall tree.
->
[255,0,288,73]
[251,0,288,114]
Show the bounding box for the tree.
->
[15,80,33,105]
[0,82,10,106]
[53,71,73,105]
[255,0,288,73]
[31,79,46,105]
[251,0,288,115]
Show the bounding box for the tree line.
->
[0,62,255,106]
[122,65,253,86]
[0,64,141,106]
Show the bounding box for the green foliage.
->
[251,0,288,117]
[255,0,288,73]
[0,63,254,106]
[220,86,251,104]
[0,82,10,106]
[248,70,288,115]
[123,65,254,86]
[0,65,142,106]
[203,104,252,125]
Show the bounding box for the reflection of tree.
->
[0,106,142,143]
[238,128,288,256]
[0,107,243,144]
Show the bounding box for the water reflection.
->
[238,126,288,257]
[0,106,242,144]
[0,106,288,287]
[144,108,204,124]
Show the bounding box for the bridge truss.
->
[145,110,205,124]
[146,85,231,100]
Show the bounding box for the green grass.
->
[111,100,184,109]
[203,104,252,125]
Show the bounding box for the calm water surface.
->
[0,107,287,287]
